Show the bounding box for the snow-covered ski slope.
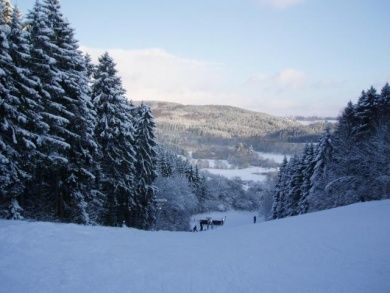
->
[1,200,390,293]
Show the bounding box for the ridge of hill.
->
[140,101,330,156]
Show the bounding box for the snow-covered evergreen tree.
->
[132,104,158,229]
[271,156,288,219]
[285,155,304,216]
[353,87,380,139]
[40,0,99,224]
[379,83,390,120]
[21,0,99,223]
[0,3,24,219]
[92,52,136,227]
[298,144,315,214]
[191,166,209,211]
[157,148,173,177]
[307,130,333,211]
[83,53,95,81]
[25,1,70,220]
[27,0,67,155]
[0,0,12,25]
[336,101,357,143]
[2,7,51,220]
[156,146,193,179]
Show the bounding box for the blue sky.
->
[16,0,390,116]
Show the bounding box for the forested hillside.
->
[142,101,329,156]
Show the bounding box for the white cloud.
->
[82,46,350,116]
[245,69,307,90]
[256,0,304,9]
[81,46,228,105]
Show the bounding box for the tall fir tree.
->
[282,160,294,218]
[92,52,136,227]
[157,148,173,177]
[336,101,357,142]
[83,53,95,81]
[22,0,98,223]
[379,83,390,121]
[271,156,288,219]
[285,155,304,216]
[132,104,158,229]
[0,2,24,219]
[26,0,70,221]
[353,87,380,139]
[298,144,315,214]
[307,130,333,211]
[4,7,49,219]
[40,0,99,223]
[27,0,67,155]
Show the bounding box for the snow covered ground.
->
[1,200,390,293]
[202,159,232,169]
[256,151,290,164]
[204,166,277,182]
[296,119,338,125]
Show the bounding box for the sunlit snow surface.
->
[256,151,290,164]
[296,119,338,125]
[204,166,277,182]
[1,200,390,293]
[183,151,288,183]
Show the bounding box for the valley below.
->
[144,101,329,183]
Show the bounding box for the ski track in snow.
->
[1,200,390,293]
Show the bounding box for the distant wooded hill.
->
[138,101,331,157]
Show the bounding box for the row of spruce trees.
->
[272,84,390,219]
[0,0,158,228]
[157,147,208,208]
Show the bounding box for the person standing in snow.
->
[253,216,257,224]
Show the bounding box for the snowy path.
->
[1,200,390,293]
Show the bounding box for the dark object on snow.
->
[200,219,211,228]
[199,218,225,230]
[199,218,213,230]
[212,219,224,226]
[253,216,257,224]
[193,225,198,232]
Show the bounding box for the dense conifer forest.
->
[272,85,390,219]
[0,0,158,228]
